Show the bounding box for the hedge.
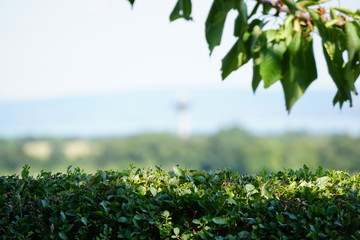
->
[0,165,359,239]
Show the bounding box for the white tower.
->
[175,93,191,139]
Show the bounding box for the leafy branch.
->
[127,0,359,111]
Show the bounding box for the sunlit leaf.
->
[150,187,157,197]
[173,227,180,236]
[221,38,250,79]
[80,217,88,225]
[213,217,228,225]
[316,176,330,186]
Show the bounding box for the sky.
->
[0,0,359,101]
[0,0,359,137]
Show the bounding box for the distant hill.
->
[0,88,359,137]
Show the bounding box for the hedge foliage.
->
[0,165,359,239]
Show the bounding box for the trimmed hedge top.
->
[0,165,359,239]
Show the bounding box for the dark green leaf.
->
[128,0,135,6]
[252,59,262,92]
[118,217,128,223]
[248,1,260,19]
[234,1,248,37]
[280,76,303,112]
[21,164,30,180]
[221,38,251,79]
[59,232,68,240]
[313,15,354,108]
[280,32,317,111]
[282,212,298,220]
[222,19,264,80]
[206,0,234,53]
[170,0,192,21]
[281,32,317,110]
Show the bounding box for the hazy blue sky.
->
[0,0,359,101]
[0,0,359,138]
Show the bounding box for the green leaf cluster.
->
[1,165,359,239]
[126,0,360,111]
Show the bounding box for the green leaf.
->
[60,211,66,221]
[260,187,272,199]
[316,176,330,186]
[296,35,317,90]
[282,212,298,220]
[150,187,157,197]
[344,22,360,73]
[227,198,237,205]
[80,217,88,225]
[21,164,30,180]
[281,33,317,111]
[238,231,250,238]
[297,0,331,7]
[173,166,182,177]
[212,217,228,225]
[192,219,201,225]
[260,38,287,88]
[100,201,109,212]
[163,210,170,218]
[245,183,255,192]
[173,227,180,236]
[248,22,265,92]
[221,38,251,79]
[128,0,135,6]
[118,216,128,223]
[324,30,352,107]
[234,0,248,37]
[58,232,68,240]
[313,13,360,108]
[170,0,192,21]
[248,1,260,19]
[334,7,357,17]
[252,58,262,92]
[247,21,264,55]
[280,77,303,112]
[206,0,234,54]
[222,19,264,80]
[18,183,25,194]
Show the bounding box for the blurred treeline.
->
[0,128,359,175]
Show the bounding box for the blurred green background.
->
[1,128,359,175]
